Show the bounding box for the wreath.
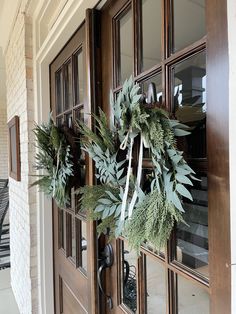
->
[33,115,74,208]
[78,77,198,252]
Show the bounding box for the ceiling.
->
[0,0,21,52]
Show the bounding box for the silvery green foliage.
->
[33,116,73,208]
[83,144,126,186]
[78,76,197,244]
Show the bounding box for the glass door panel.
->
[175,174,208,277]
[117,6,133,86]
[141,0,162,71]
[64,60,73,110]
[120,240,137,313]
[173,0,206,52]
[144,255,166,314]
[172,51,206,159]
[177,274,209,314]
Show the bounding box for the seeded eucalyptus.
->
[78,76,197,252]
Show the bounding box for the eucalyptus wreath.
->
[33,116,74,208]
[78,76,198,252]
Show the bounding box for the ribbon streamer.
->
[119,136,134,224]
[128,136,143,218]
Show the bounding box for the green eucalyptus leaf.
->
[98,198,113,205]
[171,192,185,212]
[95,205,105,212]
[190,174,201,181]
[174,128,190,137]
[102,207,111,219]
[175,165,191,175]
[176,184,193,201]
[176,174,193,186]
[105,190,119,202]
[171,154,183,164]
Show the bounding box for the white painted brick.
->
[5,4,38,314]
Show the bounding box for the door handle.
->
[97,243,114,309]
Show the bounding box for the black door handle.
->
[97,243,114,309]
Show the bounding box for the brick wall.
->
[0,47,8,179]
[0,102,8,179]
[5,5,38,313]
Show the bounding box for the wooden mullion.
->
[72,53,76,109]
[133,0,142,76]
[167,262,209,292]
[167,0,174,57]
[163,0,168,60]
[135,65,162,84]
[138,254,146,314]
[164,36,206,67]
[113,16,121,88]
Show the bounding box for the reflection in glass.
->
[56,117,63,127]
[119,8,133,85]
[63,211,66,251]
[142,0,162,71]
[142,73,163,158]
[173,0,205,52]
[76,50,84,104]
[177,274,209,314]
[71,218,76,261]
[64,61,73,110]
[142,73,162,105]
[176,175,208,277]
[55,70,63,114]
[121,241,137,313]
[145,255,166,313]
[65,112,72,128]
[75,108,86,161]
[173,52,206,158]
[58,209,64,249]
[80,220,87,272]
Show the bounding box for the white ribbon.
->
[120,132,130,150]
[119,136,134,223]
[128,136,143,218]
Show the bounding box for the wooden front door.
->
[50,23,98,314]
[99,0,224,313]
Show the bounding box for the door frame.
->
[34,1,101,313]
[98,0,231,313]
[33,0,230,313]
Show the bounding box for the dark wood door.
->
[50,23,98,314]
[99,0,214,313]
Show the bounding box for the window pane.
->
[145,255,166,314]
[56,117,63,127]
[120,241,137,313]
[64,61,73,110]
[71,217,76,261]
[118,7,133,85]
[142,73,163,158]
[172,51,206,158]
[142,72,162,105]
[173,0,206,52]
[81,220,87,272]
[75,107,86,161]
[177,274,209,313]
[142,0,162,71]
[58,208,64,249]
[176,174,208,277]
[55,70,63,114]
[65,112,72,128]
[75,50,84,104]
